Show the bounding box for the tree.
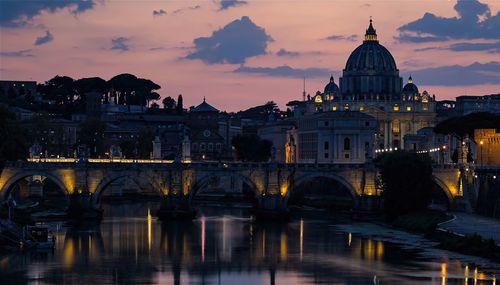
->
[451,149,459,163]
[231,134,272,162]
[79,119,106,157]
[176,94,183,114]
[0,106,28,167]
[434,112,500,139]
[376,151,434,220]
[162,96,176,109]
[137,128,155,159]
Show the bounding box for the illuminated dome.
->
[402,76,419,94]
[324,75,339,94]
[340,19,402,96]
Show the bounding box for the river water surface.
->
[0,202,498,285]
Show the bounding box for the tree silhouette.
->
[162,96,176,109]
[176,94,183,114]
[376,151,434,220]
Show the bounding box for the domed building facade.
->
[306,19,437,151]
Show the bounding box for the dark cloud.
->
[34,30,54,46]
[153,9,166,16]
[220,0,247,10]
[234,65,330,78]
[405,61,500,86]
[0,49,33,57]
[0,0,95,27]
[398,0,500,42]
[186,16,272,64]
[276,48,300,57]
[325,34,358,42]
[414,42,500,53]
[111,37,130,51]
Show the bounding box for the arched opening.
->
[94,175,162,205]
[429,178,452,211]
[288,176,356,212]
[1,173,69,220]
[189,174,259,208]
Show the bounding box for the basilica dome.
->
[402,76,419,94]
[324,75,339,94]
[339,19,402,96]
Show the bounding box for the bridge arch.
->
[0,171,70,201]
[188,171,260,202]
[287,172,359,207]
[92,173,162,206]
[432,176,454,208]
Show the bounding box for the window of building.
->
[192,143,198,151]
[344,153,350,159]
[406,106,412,111]
[365,121,370,127]
[332,105,337,111]
[324,121,329,126]
[208,143,213,151]
[393,104,400,111]
[324,141,329,150]
[324,152,329,159]
[200,143,206,151]
[216,143,222,150]
[344,137,350,151]
[359,105,364,112]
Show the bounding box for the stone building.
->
[188,98,226,160]
[475,129,500,166]
[286,112,377,164]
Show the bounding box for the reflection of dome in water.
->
[340,19,403,96]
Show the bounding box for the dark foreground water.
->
[0,202,498,285]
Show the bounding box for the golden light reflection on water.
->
[280,230,288,261]
[441,262,447,285]
[63,238,75,268]
[147,208,152,252]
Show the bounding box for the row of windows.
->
[329,104,415,112]
[192,142,222,152]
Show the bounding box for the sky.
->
[0,0,499,112]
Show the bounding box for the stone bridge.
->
[0,160,468,218]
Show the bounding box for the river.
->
[0,202,498,284]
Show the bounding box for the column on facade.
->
[400,120,406,150]
[384,121,389,149]
[388,121,393,148]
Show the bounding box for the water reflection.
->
[0,202,498,285]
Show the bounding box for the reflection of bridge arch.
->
[0,171,69,200]
[93,173,161,205]
[189,172,260,201]
[432,176,454,207]
[288,173,358,205]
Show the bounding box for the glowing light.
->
[406,106,412,111]
[465,265,469,284]
[348,232,352,247]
